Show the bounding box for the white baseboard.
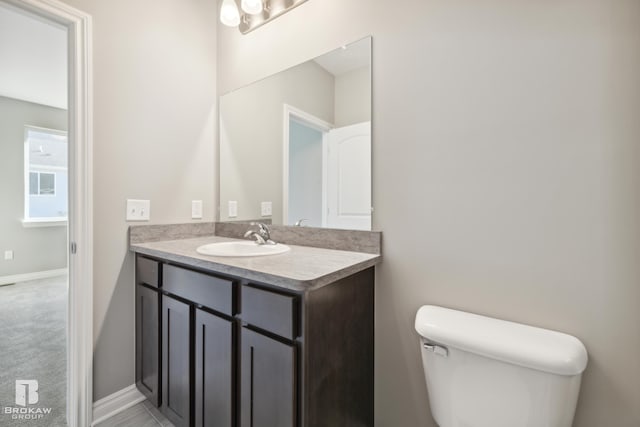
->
[91,384,146,426]
[0,268,67,286]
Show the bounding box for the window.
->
[24,126,68,225]
[29,172,56,196]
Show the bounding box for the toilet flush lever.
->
[423,342,449,358]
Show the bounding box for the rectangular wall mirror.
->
[219,36,372,230]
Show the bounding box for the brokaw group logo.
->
[16,380,39,406]
[2,380,52,421]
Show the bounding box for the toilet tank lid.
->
[415,305,588,376]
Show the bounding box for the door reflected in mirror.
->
[220,37,372,230]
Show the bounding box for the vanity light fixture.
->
[241,0,263,15]
[220,0,240,27]
[219,0,309,34]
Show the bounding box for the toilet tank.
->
[415,305,588,427]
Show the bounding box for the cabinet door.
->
[135,284,160,406]
[162,295,192,427]
[240,328,296,427]
[195,309,234,427]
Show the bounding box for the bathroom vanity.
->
[131,234,379,427]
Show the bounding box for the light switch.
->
[228,201,238,218]
[126,199,150,221]
[192,200,203,219]
[4,250,13,261]
[261,201,272,217]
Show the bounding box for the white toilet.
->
[414,305,588,427]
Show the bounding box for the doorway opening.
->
[0,3,69,426]
[283,105,331,228]
[0,0,92,426]
[283,104,372,230]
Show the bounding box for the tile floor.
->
[95,400,173,427]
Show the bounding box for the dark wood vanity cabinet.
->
[239,284,298,427]
[162,295,192,427]
[195,308,234,427]
[135,253,374,427]
[240,327,296,427]
[161,264,236,427]
[135,257,161,407]
[135,257,235,427]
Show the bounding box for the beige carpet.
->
[0,275,67,426]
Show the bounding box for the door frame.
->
[4,0,94,425]
[282,104,332,226]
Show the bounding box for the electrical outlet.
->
[192,200,203,219]
[228,201,238,218]
[4,250,13,261]
[261,201,272,217]
[126,199,150,221]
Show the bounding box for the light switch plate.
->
[192,200,203,219]
[261,201,272,217]
[4,250,13,261]
[126,199,150,221]
[228,201,238,218]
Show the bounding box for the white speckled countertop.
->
[131,236,381,292]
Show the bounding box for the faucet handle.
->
[294,219,308,227]
[244,230,267,245]
[256,222,269,233]
[246,222,274,245]
[250,222,270,235]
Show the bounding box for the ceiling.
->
[313,38,370,77]
[0,3,365,109]
[0,2,67,109]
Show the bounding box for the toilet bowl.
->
[415,305,588,427]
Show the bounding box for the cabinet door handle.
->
[250,346,255,427]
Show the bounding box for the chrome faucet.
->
[294,218,308,227]
[244,222,276,245]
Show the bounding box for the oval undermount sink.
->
[196,241,291,257]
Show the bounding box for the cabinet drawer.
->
[137,256,160,288]
[163,265,234,316]
[242,285,298,339]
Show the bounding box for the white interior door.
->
[326,121,371,230]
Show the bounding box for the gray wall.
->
[220,60,333,223]
[217,1,640,426]
[61,0,218,401]
[334,66,370,127]
[0,96,67,277]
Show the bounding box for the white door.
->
[326,122,371,230]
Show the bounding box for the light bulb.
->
[220,0,240,27]
[241,0,263,15]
